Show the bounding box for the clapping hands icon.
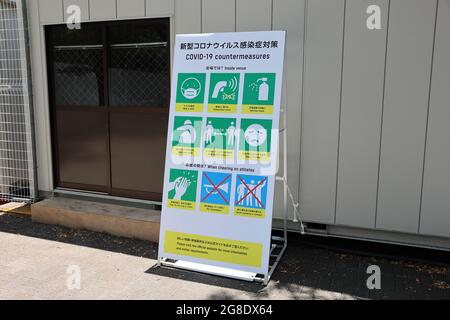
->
[168,176,191,200]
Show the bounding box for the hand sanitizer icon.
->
[258,78,269,101]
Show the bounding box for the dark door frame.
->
[45,18,170,201]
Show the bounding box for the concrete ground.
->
[0,212,449,300]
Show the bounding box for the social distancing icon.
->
[203,117,237,160]
[234,174,268,219]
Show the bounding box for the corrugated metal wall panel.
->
[174,0,201,34]
[236,0,271,32]
[420,0,450,238]
[272,0,305,221]
[300,0,345,224]
[38,0,63,24]
[116,0,145,19]
[89,0,117,21]
[202,0,236,33]
[336,0,388,228]
[376,0,437,233]
[146,0,174,17]
[29,0,450,241]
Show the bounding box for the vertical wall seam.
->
[35,0,42,34]
[174,0,177,32]
[418,0,439,234]
[295,0,306,215]
[171,1,175,67]
[234,0,236,31]
[375,0,391,228]
[298,0,308,214]
[200,0,203,33]
[334,0,346,224]
[270,0,274,30]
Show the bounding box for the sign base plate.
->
[159,258,258,282]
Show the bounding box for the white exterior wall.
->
[27,0,450,246]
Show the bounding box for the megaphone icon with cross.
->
[204,183,229,195]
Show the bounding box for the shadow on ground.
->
[0,213,158,259]
[0,213,449,299]
[145,265,266,296]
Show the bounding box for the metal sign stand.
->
[159,49,290,286]
[254,55,289,285]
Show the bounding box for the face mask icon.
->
[181,77,202,100]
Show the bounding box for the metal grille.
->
[53,46,104,106]
[0,0,36,203]
[109,45,168,107]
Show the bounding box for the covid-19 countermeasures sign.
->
[158,31,286,277]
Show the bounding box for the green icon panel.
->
[167,169,198,211]
[242,73,276,114]
[176,73,206,112]
[239,118,272,162]
[204,117,237,159]
[172,116,202,157]
[208,73,240,113]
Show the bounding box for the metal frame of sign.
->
[158,31,288,286]
[159,104,288,285]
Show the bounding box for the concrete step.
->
[31,197,161,243]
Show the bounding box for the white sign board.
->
[158,31,286,278]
